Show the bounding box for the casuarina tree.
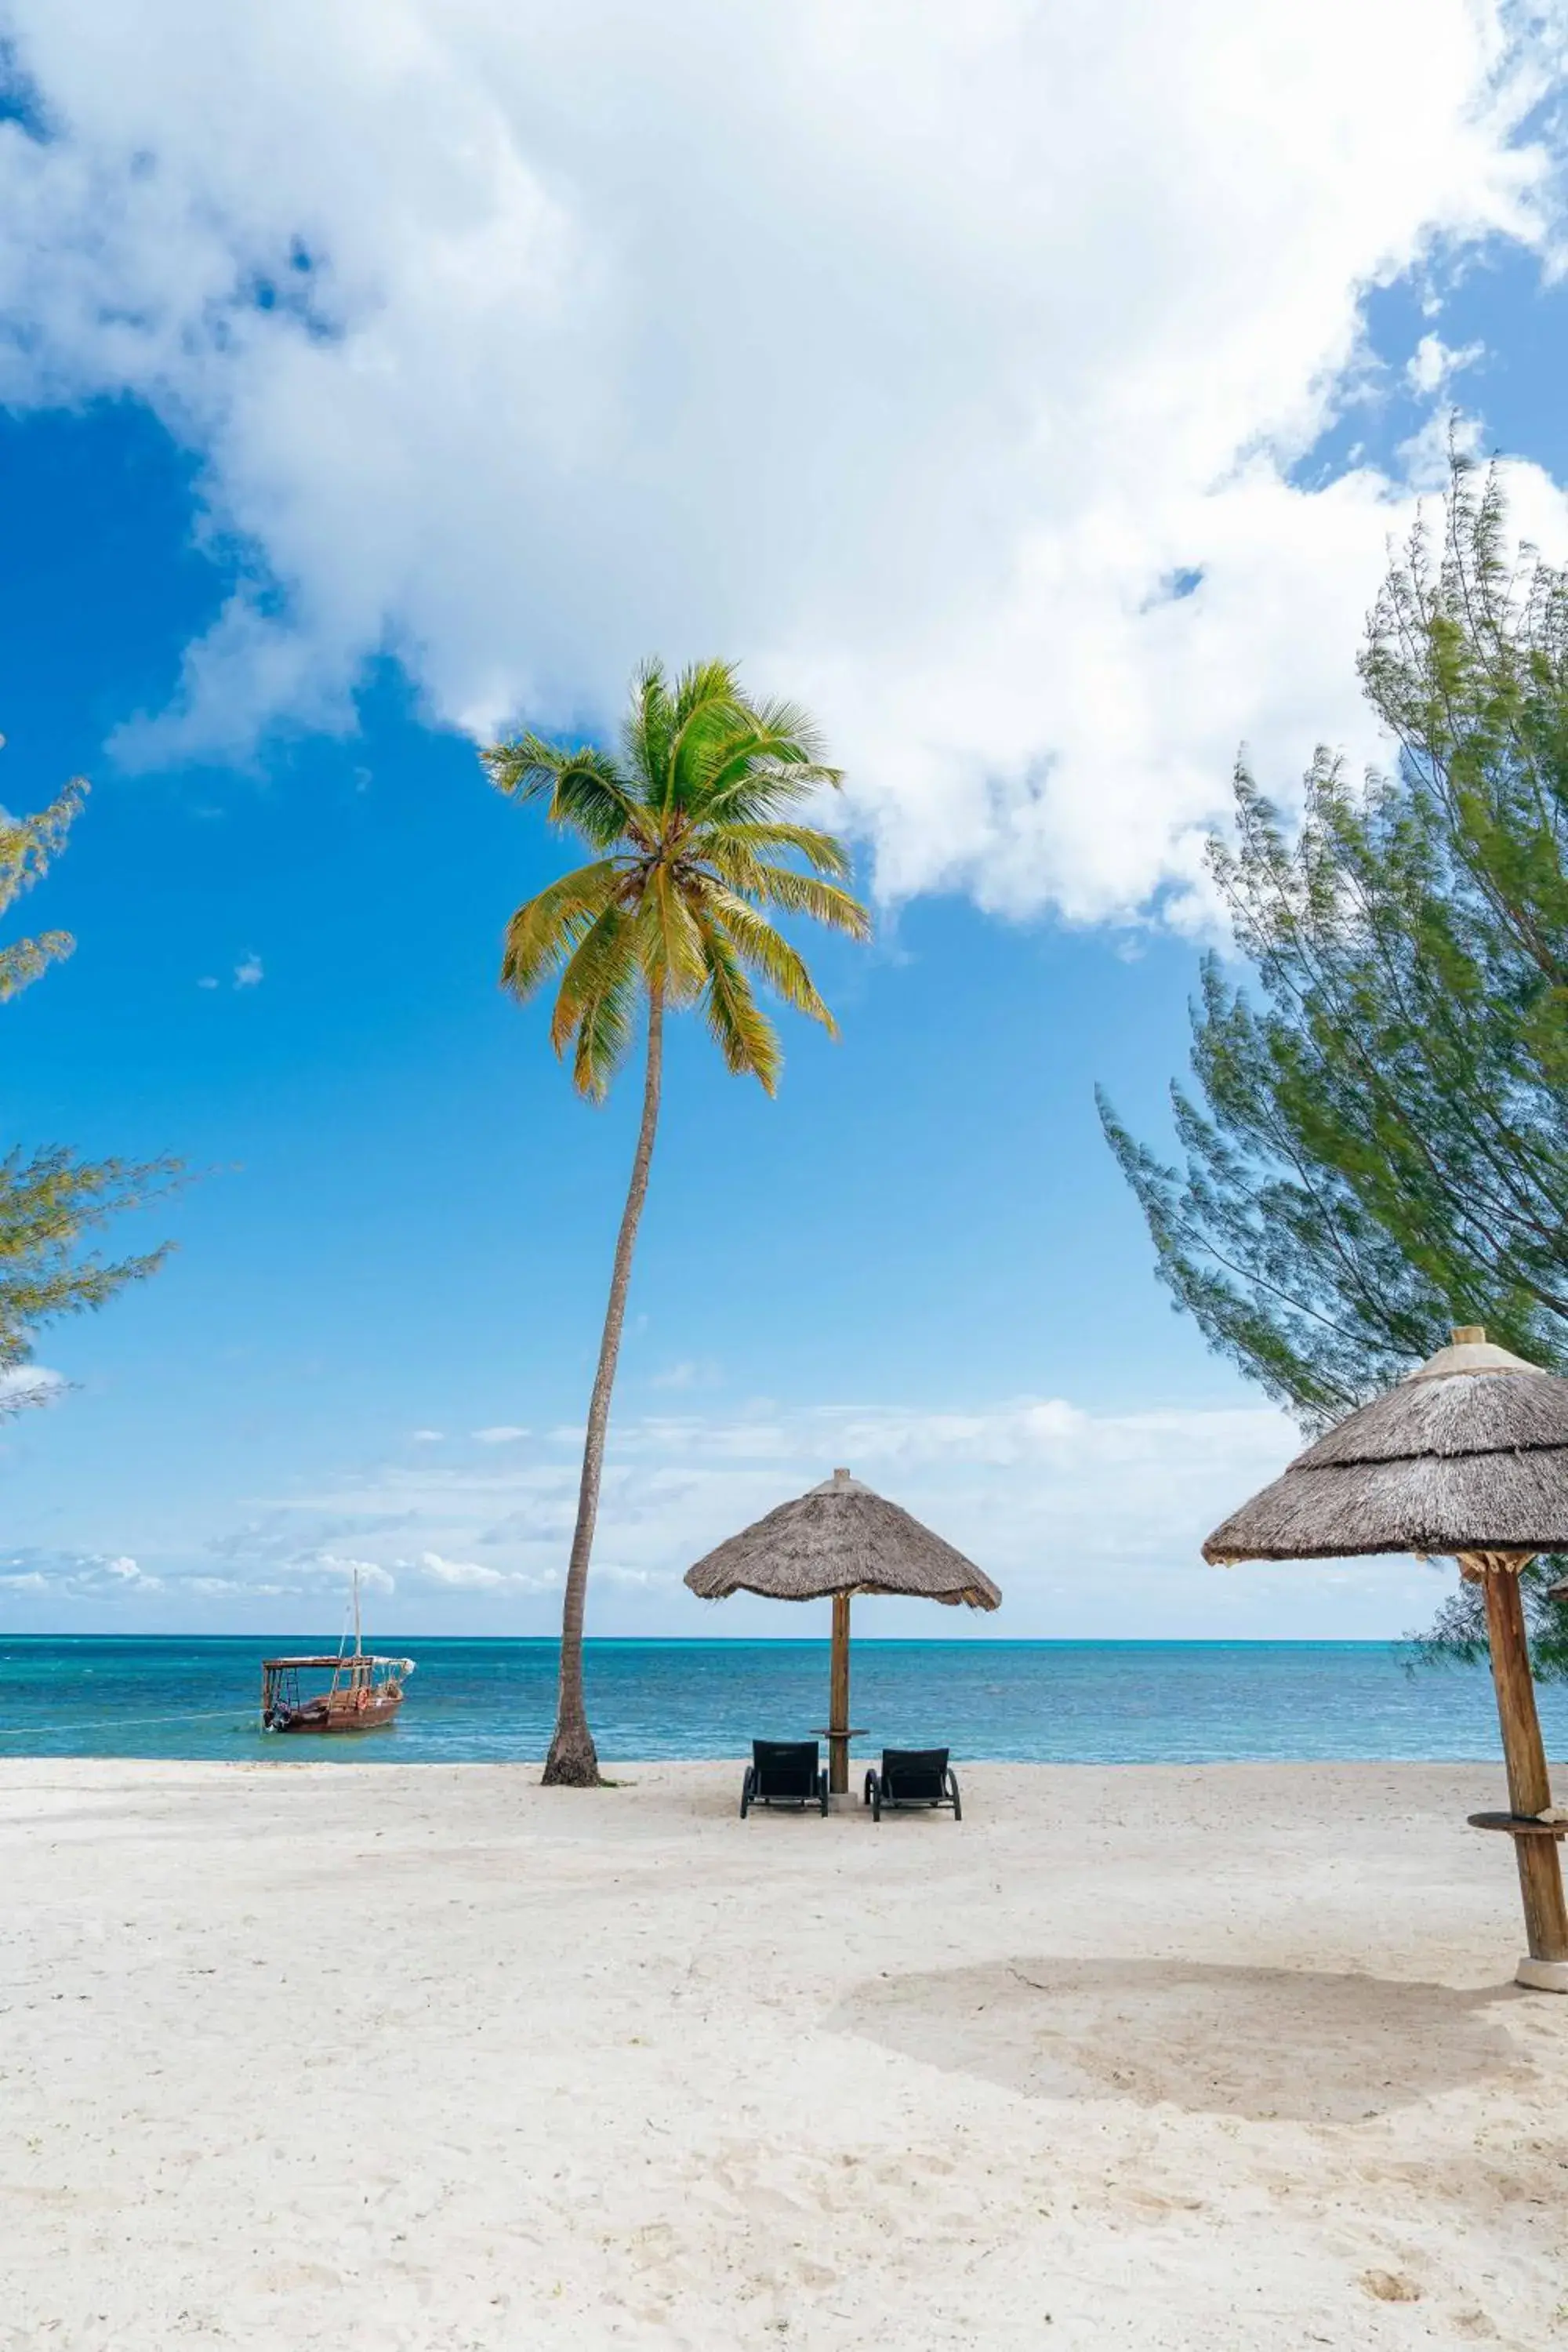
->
[0,773,176,1408]
[485,659,869,1784]
[1100,452,1568,1675]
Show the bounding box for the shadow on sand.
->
[833,1955,1530,2122]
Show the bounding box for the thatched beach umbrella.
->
[1204,1327,1568,1993]
[684,1468,1000,1795]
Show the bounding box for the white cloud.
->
[196,974,219,989]
[314,1551,394,1593]
[0,1548,165,1597]
[409,1428,445,1443]
[412,1550,510,1589]
[0,1539,402,1610]
[1,3,1566,916]
[409,1548,558,1592]
[471,1425,528,1444]
[1406,330,1485,396]
[233,953,263,988]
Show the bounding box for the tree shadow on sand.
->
[832,1957,1532,2123]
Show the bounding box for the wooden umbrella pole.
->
[829,1592,851,1797]
[1478,1558,1568,1965]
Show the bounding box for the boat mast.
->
[353,1566,362,1660]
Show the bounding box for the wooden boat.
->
[261,1573,414,1735]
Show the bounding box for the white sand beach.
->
[5,1759,1567,2350]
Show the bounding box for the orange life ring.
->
[355,1687,370,1713]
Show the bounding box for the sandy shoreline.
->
[5,1759,1567,2349]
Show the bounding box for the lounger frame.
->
[862,1747,962,1822]
[741,1738,829,1818]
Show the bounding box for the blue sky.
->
[3,2,1568,1639]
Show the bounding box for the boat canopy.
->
[261,1654,416,1672]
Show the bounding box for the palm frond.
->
[481,734,570,802]
[549,904,640,1062]
[723,861,870,940]
[666,662,747,815]
[571,964,641,1100]
[709,822,852,877]
[500,862,625,1000]
[693,834,770,899]
[695,881,838,1033]
[622,660,681,811]
[742,695,830,766]
[695,686,840,816]
[694,913,782,1091]
[484,735,649,851]
[674,658,742,718]
[702,757,844,825]
[637,867,710,1005]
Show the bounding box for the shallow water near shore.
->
[2,1635,1566,1762]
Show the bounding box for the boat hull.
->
[268,1694,404,1735]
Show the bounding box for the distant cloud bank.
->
[0,1388,1459,1637]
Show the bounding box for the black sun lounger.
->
[741,1739,829,1817]
[863,1747,961,1821]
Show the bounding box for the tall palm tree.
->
[483,659,870,1785]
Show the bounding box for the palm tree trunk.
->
[543,985,665,1786]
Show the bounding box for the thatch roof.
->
[1203,1329,1568,1565]
[684,1469,1000,1609]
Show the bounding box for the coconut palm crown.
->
[483,659,869,1784]
[485,658,868,1099]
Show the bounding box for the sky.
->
[5,1,1568,1640]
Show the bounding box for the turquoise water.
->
[0,1637,1563,1763]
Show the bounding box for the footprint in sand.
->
[1359,2270,1421,2303]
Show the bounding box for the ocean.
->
[1,1635,1564,1764]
